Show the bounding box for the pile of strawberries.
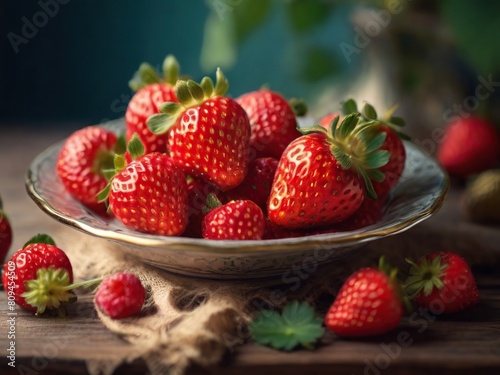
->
[56,55,408,240]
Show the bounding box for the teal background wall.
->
[0,0,355,128]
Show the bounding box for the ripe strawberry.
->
[267,112,391,229]
[2,234,74,314]
[183,177,226,238]
[405,251,480,314]
[202,195,266,240]
[95,273,145,319]
[325,258,404,337]
[236,89,303,159]
[147,69,251,191]
[336,194,388,231]
[321,101,406,197]
[104,152,188,236]
[0,195,13,263]
[57,126,118,211]
[318,111,341,129]
[126,55,181,154]
[437,116,499,178]
[372,125,406,197]
[226,157,278,212]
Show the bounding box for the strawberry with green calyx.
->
[267,113,390,230]
[202,194,265,240]
[126,54,181,154]
[147,68,251,191]
[0,194,13,263]
[57,126,121,212]
[341,99,407,197]
[2,234,102,316]
[98,134,188,236]
[236,89,303,160]
[405,251,480,314]
[325,257,406,337]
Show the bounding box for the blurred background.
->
[1,0,500,142]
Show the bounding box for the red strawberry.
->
[405,251,480,314]
[126,55,181,154]
[147,69,251,191]
[335,194,388,231]
[437,116,499,178]
[0,195,13,263]
[95,273,145,319]
[226,157,278,212]
[236,89,303,160]
[2,234,74,314]
[57,126,118,211]
[183,177,226,238]
[318,111,341,129]
[263,218,299,239]
[325,259,404,337]
[267,111,391,229]
[372,125,406,197]
[202,195,266,240]
[105,152,188,236]
[323,101,407,197]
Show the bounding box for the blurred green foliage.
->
[202,0,500,83]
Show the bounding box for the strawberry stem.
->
[404,256,448,299]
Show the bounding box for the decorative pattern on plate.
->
[26,119,449,279]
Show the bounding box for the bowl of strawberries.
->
[26,60,449,279]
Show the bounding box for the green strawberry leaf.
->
[367,169,386,183]
[335,112,360,139]
[24,234,56,248]
[214,68,229,97]
[341,98,358,115]
[200,76,214,98]
[331,147,352,170]
[147,113,177,135]
[187,80,205,102]
[127,134,145,160]
[300,124,328,136]
[364,131,387,153]
[364,150,390,169]
[162,54,180,86]
[389,116,406,127]
[249,301,324,351]
[363,103,378,120]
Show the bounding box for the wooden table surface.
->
[1,127,500,374]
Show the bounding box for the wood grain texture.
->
[1,129,500,374]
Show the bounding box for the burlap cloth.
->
[56,215,499,375]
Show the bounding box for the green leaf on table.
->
[249,301,324,351]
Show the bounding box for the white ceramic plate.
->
[26,119,449,279]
